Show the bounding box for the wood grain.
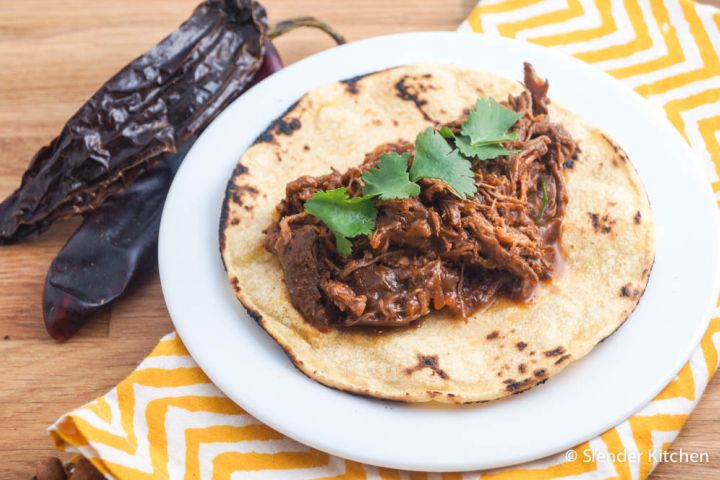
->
[0,1,717,478]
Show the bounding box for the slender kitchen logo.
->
[565,448,710,464]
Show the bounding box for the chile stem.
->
[269,16,347,45]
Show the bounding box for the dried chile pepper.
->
[43,148,183,341]
[42,43,282,341]
[40,18,345,340]
[0,0,268,244]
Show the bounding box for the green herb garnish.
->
[361,151,420,200]
[410,127,477,199]
[535,180,548,224]
[304,188,377,255]
[450,131,518,161]
[461,98,522,145]
[303,97,523,255]
[443,98,522,161]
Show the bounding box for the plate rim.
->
[159,31,720,472]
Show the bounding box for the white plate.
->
[159,32,720,472]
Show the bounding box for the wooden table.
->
[1,1,718,478]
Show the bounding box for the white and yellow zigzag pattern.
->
[50,1,720,478]
[460,0,720,197]
[49,318,720,479]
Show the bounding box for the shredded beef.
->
[273,225,337,330]
[264,64,577,331]
[523,62,550,116]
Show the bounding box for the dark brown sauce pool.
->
[341,237,567,335]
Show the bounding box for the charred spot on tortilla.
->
[340,69,386,94]
[620,283,641,299]
[504,377,533,392]
[404,354,450,380]
[588,212,616,234]
[602,133,629,162]
[554,354,571,365]
[394,77,427,103]
[544,346,566,357]
[341,73,368,94]
[342,77,361,94]
[220,63,655,403]
[243,301,263,323]
[230,184,259,208]
[232,162,249,177]
[253,99,303,144]
[278,118,301,135]
[394,75,436,123]
[219,163,251,257]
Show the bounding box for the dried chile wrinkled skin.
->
[0,0,267,244]
[43,42,284,341]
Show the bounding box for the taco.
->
[219,63,654,403]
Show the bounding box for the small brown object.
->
[70,458,104,480]
[36,457,66,480]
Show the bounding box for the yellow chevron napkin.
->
[50,0,720,478]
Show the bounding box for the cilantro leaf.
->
[461,97,521,145]
[304,188,377,255]
[410,127,477,199]
[535,179,548,225]
[361,152,420,200]
[454,134,517,160]
[442,128,516,161]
